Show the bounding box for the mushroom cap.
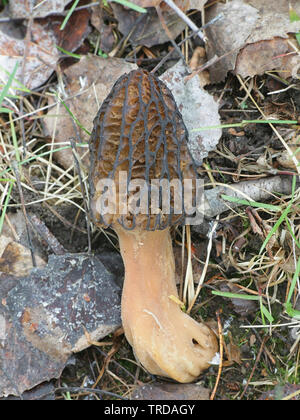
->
[89,69,198,230]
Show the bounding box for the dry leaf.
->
[0,240,45,277]
[189,46,210,87]
[9,0,70,18]
[205,0,300,82]
[111,2,186,47]
[277,138,300,170]
[0,17,58,91]
[205,0,259,83]
[43,6,91,53]
[44,56,137,170]
[160,60,222,165]
[111,0,207,47]
[236,36,300,78]
[133,0,192,10]
[219,283,257,317]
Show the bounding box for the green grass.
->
[0,179,15,235]
[60,0,147,32]
[221,194,282,212]
[259,176,297,254]
[191,119,298,132]
[109,0,147,13]
[56,93,91,136]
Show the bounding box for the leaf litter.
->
[0,0,299,401]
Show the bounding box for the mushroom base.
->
[114,226,218,383]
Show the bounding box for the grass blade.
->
[221,194,281,212]
[259,176,297,254]
[285,256,300,307]
[0,62,19,107]
[212,291,259,301]
[109,0,147,13]
[0,180,15,235]
[60,0,80,30]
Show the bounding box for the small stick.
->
[162,0,206,42]
[70,138,92,253]
[239,335,268,400]
[11,160,36,267]
[151,13,223,74]
[210,309,223,400]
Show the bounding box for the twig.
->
[156,5,187,65]
[151,13,223,74]
[0,2,100,22]
[162,0,205,42]
[239,335,268,400]
[11,160,36,267]
[210,309,223,400]
[55,386,128,400]
[70,138,91,253]
[187,217,219,313]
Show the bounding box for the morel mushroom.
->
[89,69,218,383]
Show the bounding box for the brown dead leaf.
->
[205,0,259,83]
[41,7,91,53]
[219,283,257,317]
[205,0,300,82]
[189,46,210,87]
[111,2,185,48]
[235,36,299,78]
[133,0,190,10]
[160,60,222,165]
[111,0,207,47]
[0,17,58,91]
[277,137,300,170]
[44,56,137,170]
[91,5,115,53]
[0,240,45,277]
[9,0,70,18]
[225,332,242,365]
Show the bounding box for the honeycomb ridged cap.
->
[89,69,198,230]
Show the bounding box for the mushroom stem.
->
[114,225,218,383]
[115,227,177,331]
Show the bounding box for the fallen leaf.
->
[0,253,121,398]
[41,7,91,53]
[91,5,115,53]
[0,240,45,277]
[111,2,186,48]
[160,60,222,165]
[245,0,300,42]
[259,384,300,400]
[132,0,190,10]
[235,36,300,78]
[9,0,70,18]
[0,15,58,91]
[131,381,210,400]
[111,1,207,47]
[219,283,257,317]
[205,0,300,82]
[277,137,300,170]
[189,46,210,87]
[43,55,137,170]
